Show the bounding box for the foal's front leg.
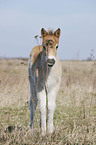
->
[48,84,59,133]
[38,89,46,135]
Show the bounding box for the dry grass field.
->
[0,59,96,144]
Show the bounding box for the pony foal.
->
[28,28,62,135]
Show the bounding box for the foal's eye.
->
[43,45,46,50]
[46,43,48,46]
[56,45,58,49]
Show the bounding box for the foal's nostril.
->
[51,59,55,64]
[47,59,55,67]
[47,59,55,64]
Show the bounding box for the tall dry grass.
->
[0,59,96,144]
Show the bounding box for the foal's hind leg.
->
[29,77,38,129]
[30,93,38,129]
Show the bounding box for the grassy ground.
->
[0,59,96,144]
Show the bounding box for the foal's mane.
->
[48,29,54,35]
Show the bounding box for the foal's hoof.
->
[41,130,46,136]
[48,126,55,134]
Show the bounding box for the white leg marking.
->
[38,89,46,135]
[48,84,59,133]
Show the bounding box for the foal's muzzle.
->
[47,58,55,67]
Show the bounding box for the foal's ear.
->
[41,28,48,37]
[54,28,61,38]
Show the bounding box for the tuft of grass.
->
[0,59,96,144]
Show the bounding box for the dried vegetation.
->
[0,59,96,144]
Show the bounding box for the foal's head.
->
[41,28,61,67]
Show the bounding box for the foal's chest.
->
[46,66,60,91]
